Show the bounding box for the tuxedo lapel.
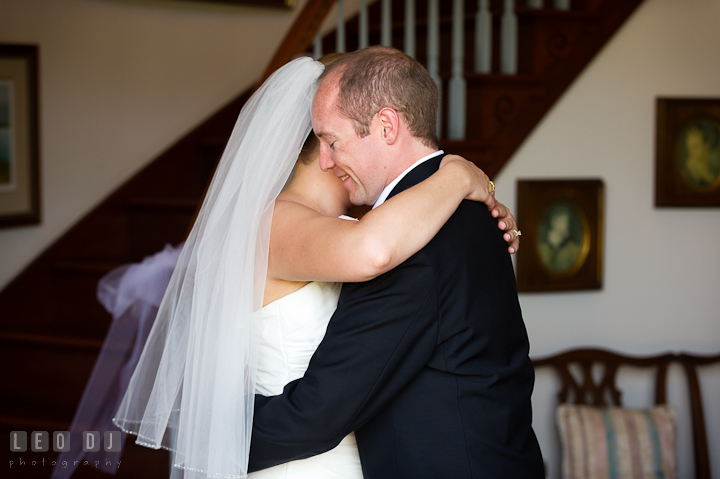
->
[385,154,446,202]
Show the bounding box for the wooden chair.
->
[533,348,720,479]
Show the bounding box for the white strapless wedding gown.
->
[250,281,364,479]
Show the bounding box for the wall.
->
[0,0,314,289]
[492,0,720,476]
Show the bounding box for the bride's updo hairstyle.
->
[297,52,346,166]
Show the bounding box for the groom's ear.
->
[376,107,400,145]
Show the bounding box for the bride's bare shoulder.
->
[273,196,322,220]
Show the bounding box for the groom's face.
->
[312,81,388,206]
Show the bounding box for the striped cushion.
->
[557,404,676,479]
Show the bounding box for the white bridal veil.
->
[113,57,324,479]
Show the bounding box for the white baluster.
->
[527,0,543,8]
[500,0,517,74]
[405,0,416,58]
[448,0,466,140]
[475,0,491,73]
[336,0,346,53]
[381,0,392,47]
[359,0,369,49]
[314,31,323,60]
[554,0,570,10]
[427,0,442,138]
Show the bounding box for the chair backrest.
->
[533,348,720,479]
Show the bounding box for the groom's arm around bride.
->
[248,155,543,479]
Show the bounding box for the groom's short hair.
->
[318,46,439,149]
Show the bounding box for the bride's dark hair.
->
[297,132,319,165]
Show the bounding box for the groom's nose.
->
[318,143,335,172]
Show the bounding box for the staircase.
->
[0,0,644,477]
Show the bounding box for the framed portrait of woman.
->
[655,98,720,207]
[515,179,604,292]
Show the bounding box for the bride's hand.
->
[440,155,521,254]
[440,154,492,203]
[492,202,521,254]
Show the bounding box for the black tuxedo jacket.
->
[248,155,544,478]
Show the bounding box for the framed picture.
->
[655,98,720,207]
[515,179,604,292]
[0,44,40,228]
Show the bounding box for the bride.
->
[113,56,519,479]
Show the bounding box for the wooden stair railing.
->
[263,0,646,178]
[260,0,336,85]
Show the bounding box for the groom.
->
[248,46,544,478]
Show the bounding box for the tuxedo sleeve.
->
[247,252,439,471]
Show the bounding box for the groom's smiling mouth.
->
[340,175,350,182]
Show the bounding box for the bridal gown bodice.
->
[250,281,363,479]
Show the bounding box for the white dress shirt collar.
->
[372,150,444,209]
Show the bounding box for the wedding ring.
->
[488,180,495,194]
[513,229,522,237]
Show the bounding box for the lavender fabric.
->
[51,244,183,479]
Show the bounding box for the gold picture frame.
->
[655,98,720,207]
[0,44,40,228]
[516,179,604,292]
